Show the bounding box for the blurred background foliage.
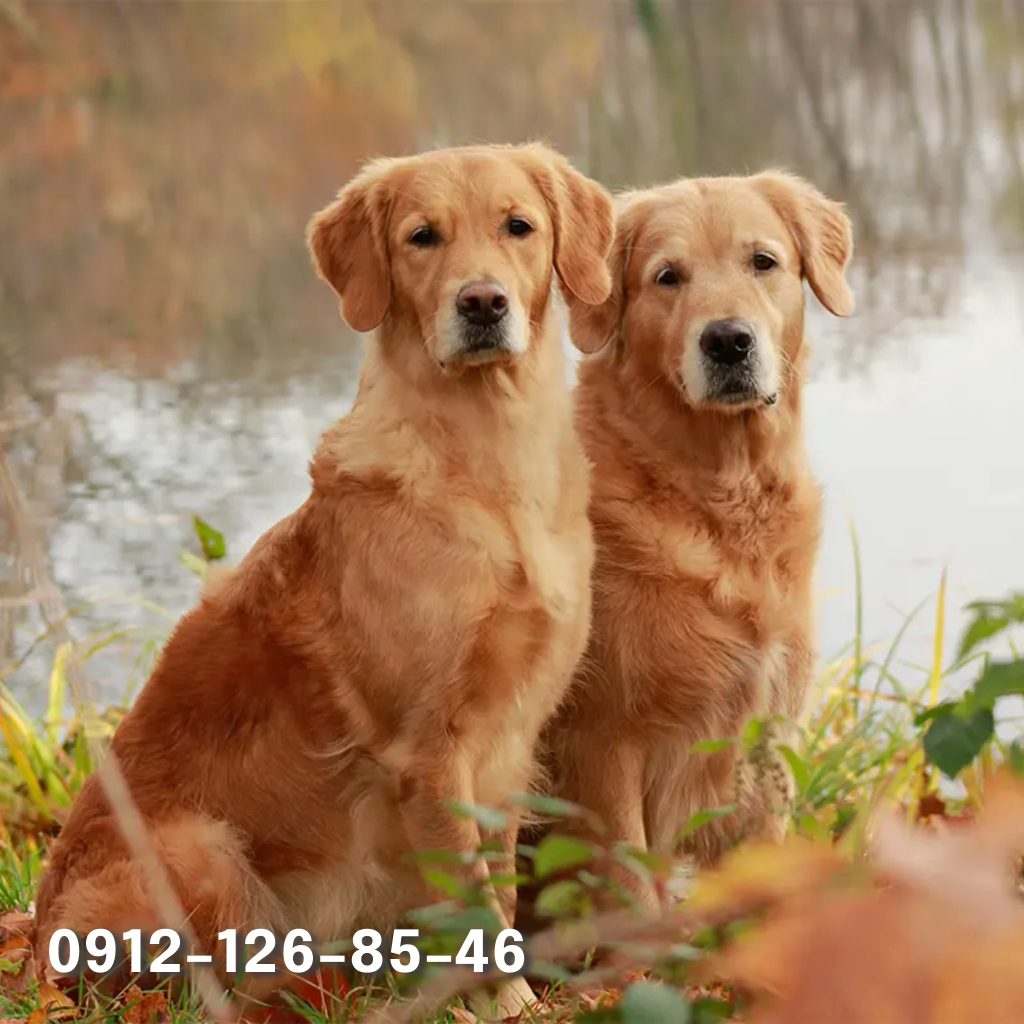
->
[2,0,1024,715]
[4,0,1023,366]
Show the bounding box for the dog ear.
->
[754,172,855,318]
[566,191,647,356]
[520,145,614,348]
[307,160,394,333]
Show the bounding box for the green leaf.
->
[509,792,588,820]
[532,834,595,879]
[915,702,957,727]
[795,811,831,843]
[972,659,1024,707]
[447,800,507,831]
[1008,740,1024,778]
[678,804,737,840]
[832,804,857,838]
[576,1009,620,1023]
[421,868,467,900]
[618,981,691,1024]
[689,738,734,755]
[740,717,765,750]
[613,844,666,880]
[776,744,810,794]
[691,997,733,1023]
[535,879,590,918]
[193,515,226,561]
[408,902,497,934]
[487,872,530,890]
[409,848,469,867]
[923,705,994,778]
[958,593,1024,659]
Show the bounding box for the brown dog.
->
[544,173,853,902]
[35,143,613,1010]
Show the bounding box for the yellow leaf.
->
[37,982,77,1020]
[0,699,52,821]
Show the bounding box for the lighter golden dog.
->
[35,143,613,1012]
[545,173,853,902]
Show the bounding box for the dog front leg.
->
[493,815,521,925]
[559,738,655,913]
[398,752,536,1020]
[398,745,508,923]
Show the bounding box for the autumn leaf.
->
[686,839,845,915]
[0,932,31,963]
[0,910,35,940]
[715,773,1024,1023]
[36,982,78,1021]
[120,985,168,1024]
[0,911,36,998]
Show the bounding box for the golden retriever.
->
[544,172,853,903]
[35,143,613,1012]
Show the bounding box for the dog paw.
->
[466,974,536,1021]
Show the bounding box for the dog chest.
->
[462,521,590,711]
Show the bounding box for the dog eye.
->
[752,251,777,272]
[507,217,534,237]
[408,225,440,247]
[655,266,681,287]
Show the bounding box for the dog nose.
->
[456,281,509,326]
[699,319,755,366]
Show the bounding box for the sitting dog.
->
[544,172,853,903]
[35,143,613,1011]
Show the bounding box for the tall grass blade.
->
[871,596,929,704]
[0,699,53,821]
[928,569,948,707]
[848,518,865,716]
[47,641,71,747]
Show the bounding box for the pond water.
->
[2,0,1023,712]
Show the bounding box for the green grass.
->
[1,563,1022,1023]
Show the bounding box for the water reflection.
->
[2,0,1023,709]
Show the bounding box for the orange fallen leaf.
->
[0,909,37,997]
[0,945,35,998]
[36,981,78,1021]
[0,910,34,943]
[0,935,31,959]
[120,984,169,1024]
[715,772,1024,1024]
[917,791,947,821]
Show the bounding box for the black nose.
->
[456,281,509,326]
[699,318,755,366]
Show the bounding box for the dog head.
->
[571,173,853,411]
[308,143,613,371]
